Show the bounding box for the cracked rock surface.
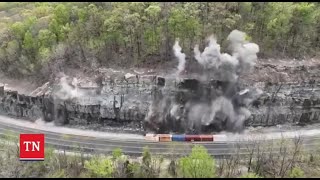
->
[1,60,320,134]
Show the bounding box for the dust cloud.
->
[145,30,263,134]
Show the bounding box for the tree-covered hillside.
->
[0,2,319,78]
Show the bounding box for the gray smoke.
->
[145,30,262,134]
[193,30,259,82]
[54,76,85,100]
[173,40,186,75]
[194,35,222,69]
[227,30,259,72]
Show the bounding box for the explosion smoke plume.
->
[54,76,85,100]
[173,40,186,75]
[145,30,262,134]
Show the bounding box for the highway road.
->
[0,115,320,157]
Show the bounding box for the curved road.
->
[0,115,320,157]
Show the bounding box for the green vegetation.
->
[289,167,305,178]
[0,2,319,79]
[178,145,216,178]
[112,147,122,160]
[84,156,114,178]
[1,133,320,178]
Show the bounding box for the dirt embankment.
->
[1,58,320,134]
[0,72,39,95]
[1,58,320,95]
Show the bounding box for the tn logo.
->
[23,141,40,152]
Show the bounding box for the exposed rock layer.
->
[1,62,320,134]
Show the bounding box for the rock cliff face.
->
[1,62,320,134]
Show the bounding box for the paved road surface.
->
[0,115,319,157]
